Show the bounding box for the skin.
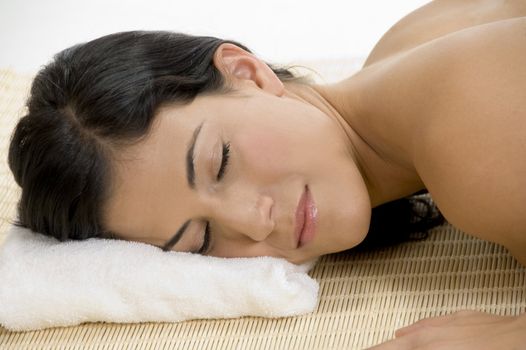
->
[355,0,526,348]
[104,1,526,266]
[102,47,381,265]
[104,1,526,347]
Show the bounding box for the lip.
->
[294,185,318,248]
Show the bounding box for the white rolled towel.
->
[0,225,319,331]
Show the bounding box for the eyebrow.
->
[161,121,204,251]
[161,219,191,251]
[186,121,204,189]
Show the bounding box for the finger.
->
[395,323,421,338]
[395,310,511,338]
[365,337,409,350]
[395,310,491,338]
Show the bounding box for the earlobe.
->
[213,43,285,97]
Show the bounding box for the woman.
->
[7,0,526,348]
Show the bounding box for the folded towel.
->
[0,225,319,332]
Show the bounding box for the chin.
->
[288,255,320,266]
[328,227,370,255]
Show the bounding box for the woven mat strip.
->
[0,68,525,350]
[0,69,31,245]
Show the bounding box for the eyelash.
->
[197,142,230,255]
[196,221,211,255]
[216,142,230,181]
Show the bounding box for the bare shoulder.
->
[412,17,526,264]
[364,0,526,67]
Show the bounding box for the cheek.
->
[236,129,296,175]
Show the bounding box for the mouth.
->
[295,185,318,248]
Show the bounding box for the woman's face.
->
[103,45,372,265]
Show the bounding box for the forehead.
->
[101,92,257,240]
[101,104,197,242]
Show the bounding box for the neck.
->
[283,77,425,208]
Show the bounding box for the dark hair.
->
[8,30,445,251]
[354,189,445,251]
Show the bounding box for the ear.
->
[213,43,284,97]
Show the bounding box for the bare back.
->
[346,1,526,264]
[364,0,526,67]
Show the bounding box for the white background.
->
[0,0,430,74]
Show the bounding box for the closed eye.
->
[216,142,230,181]
[196,221,211,254]
[196,141,230,255]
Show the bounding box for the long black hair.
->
[8,30,445,250]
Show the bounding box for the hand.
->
[366,310,526,350]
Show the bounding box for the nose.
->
[210,191,275,242]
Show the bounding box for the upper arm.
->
[413,18,526,261]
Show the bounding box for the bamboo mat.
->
[0,67,525,350]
